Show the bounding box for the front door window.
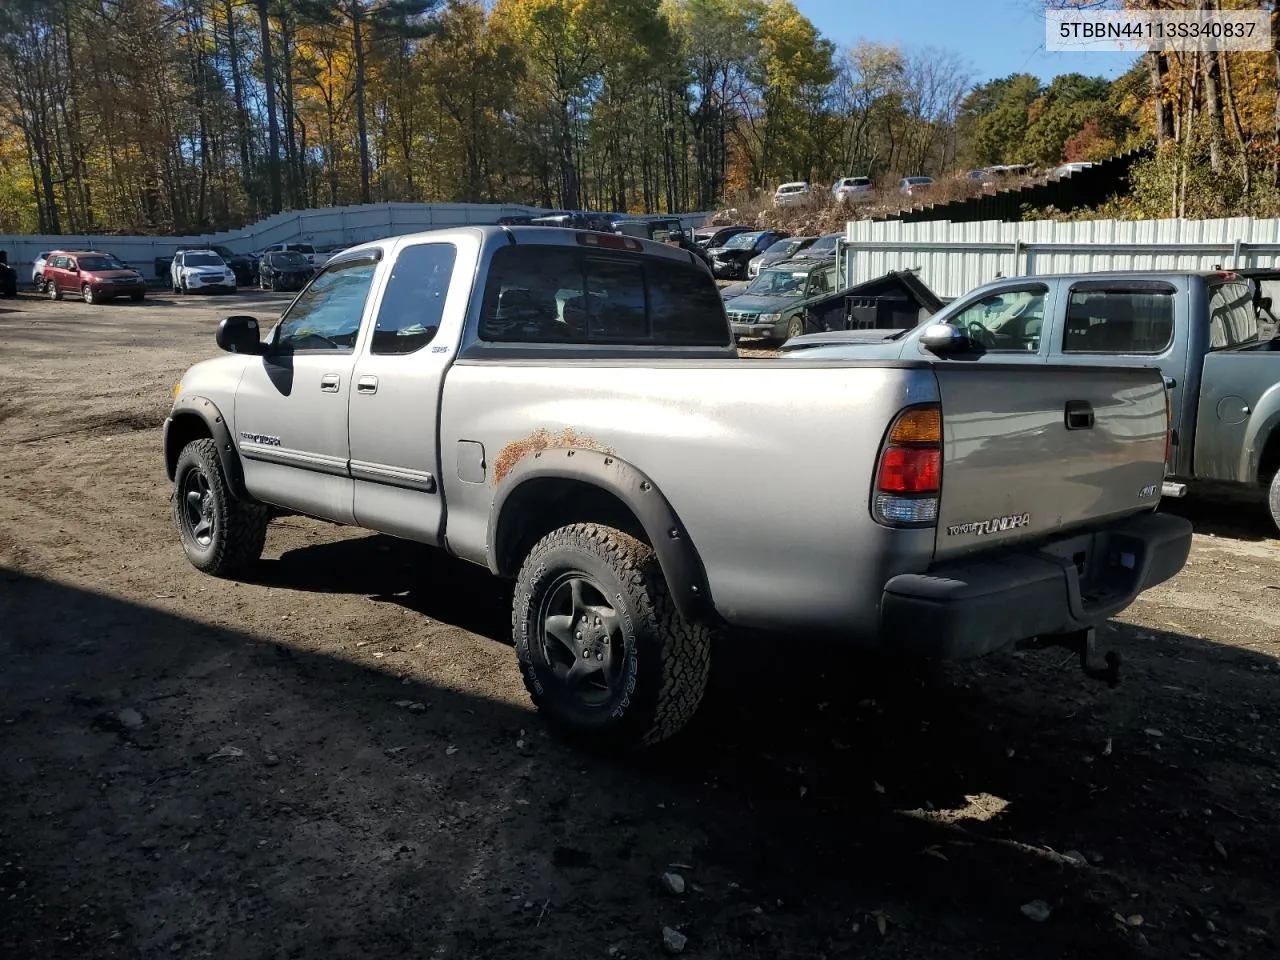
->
[272,259,377,353]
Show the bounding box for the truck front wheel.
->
[173,438,269,576]
[512,523,711,750]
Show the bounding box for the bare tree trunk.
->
[1219,48,1250,196]
[278,13,301,208]
[1201,7,1224,174]
[1273,2,1280,182]
[1148,51,1173,145]
[350,2,372,204]
[222,0,254,200]
[255,0,282,212]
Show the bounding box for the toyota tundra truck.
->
[162,226,1192,749]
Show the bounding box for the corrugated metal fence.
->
[0,203,712,280]
[841,216,1280,299]
[881,147,1150,224]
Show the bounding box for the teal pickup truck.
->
[725,258,840,342]
[783,270,1280,532]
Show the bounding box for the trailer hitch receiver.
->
[1022,627,1121,688]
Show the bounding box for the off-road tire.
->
[512,523,711,750]
[47,282,62,301]
[1269,469,1280,535]
[173,438,269,577]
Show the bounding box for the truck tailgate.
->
[932,364,1167,562]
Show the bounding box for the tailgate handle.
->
[1065,400,1095,431]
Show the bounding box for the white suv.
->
[773,182,812,208]
[170,250,237,295]
[832,177,873,203]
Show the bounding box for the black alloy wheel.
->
[535,572,626,709]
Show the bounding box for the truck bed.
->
[438,356,1168,637]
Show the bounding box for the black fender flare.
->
[486,447,713,623]
[163,394,249,499]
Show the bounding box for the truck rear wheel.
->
[512,523,711,750]
[1269,469,1280,535]
[173,438,269,577]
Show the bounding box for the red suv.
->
[43,250,147,304]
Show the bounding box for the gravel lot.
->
[2,291,1279,959]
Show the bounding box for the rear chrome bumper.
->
[878,512,1192,660]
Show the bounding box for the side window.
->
[950,287,1047,352]
[370,243,456,355]
[66,258,78,272]
[1063,288,1174,354]
[1206,281,1257,349]
[274,258,377,353]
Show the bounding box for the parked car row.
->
[769,176,937,206]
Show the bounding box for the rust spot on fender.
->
[493,428,615,485]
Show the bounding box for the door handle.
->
[1065,399,1095,430]
[356,376,379,395]
[320,373,340,393]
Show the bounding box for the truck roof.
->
[965,269,1244,297]
[337,225,701,266]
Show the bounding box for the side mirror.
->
[919,323,973,355]
[216,315,264,354]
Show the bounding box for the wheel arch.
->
[164,395,248,499]
[487,448,714,623]
[1240,384,1280,485]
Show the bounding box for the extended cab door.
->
[1044,279,1188,473]
[347,238,466,544]
[233,255,380,523]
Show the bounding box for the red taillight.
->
[876,447,941,493]
[872,404,943,526]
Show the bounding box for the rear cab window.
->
[1205,280,1257,349]
[478,245,729,347]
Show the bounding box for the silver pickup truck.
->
[163,227,1192,749]
[784,270,1280,531]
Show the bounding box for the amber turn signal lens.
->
[888,406,941,445]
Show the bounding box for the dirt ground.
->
[1,291,1278,960]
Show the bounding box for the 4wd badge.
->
[1138,483,1158,499]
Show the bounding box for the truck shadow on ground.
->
[223,531,1280,957]
[1161,492,1277,544]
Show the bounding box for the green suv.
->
[725,258,840,343]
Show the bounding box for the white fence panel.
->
[843,216,1280,299]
